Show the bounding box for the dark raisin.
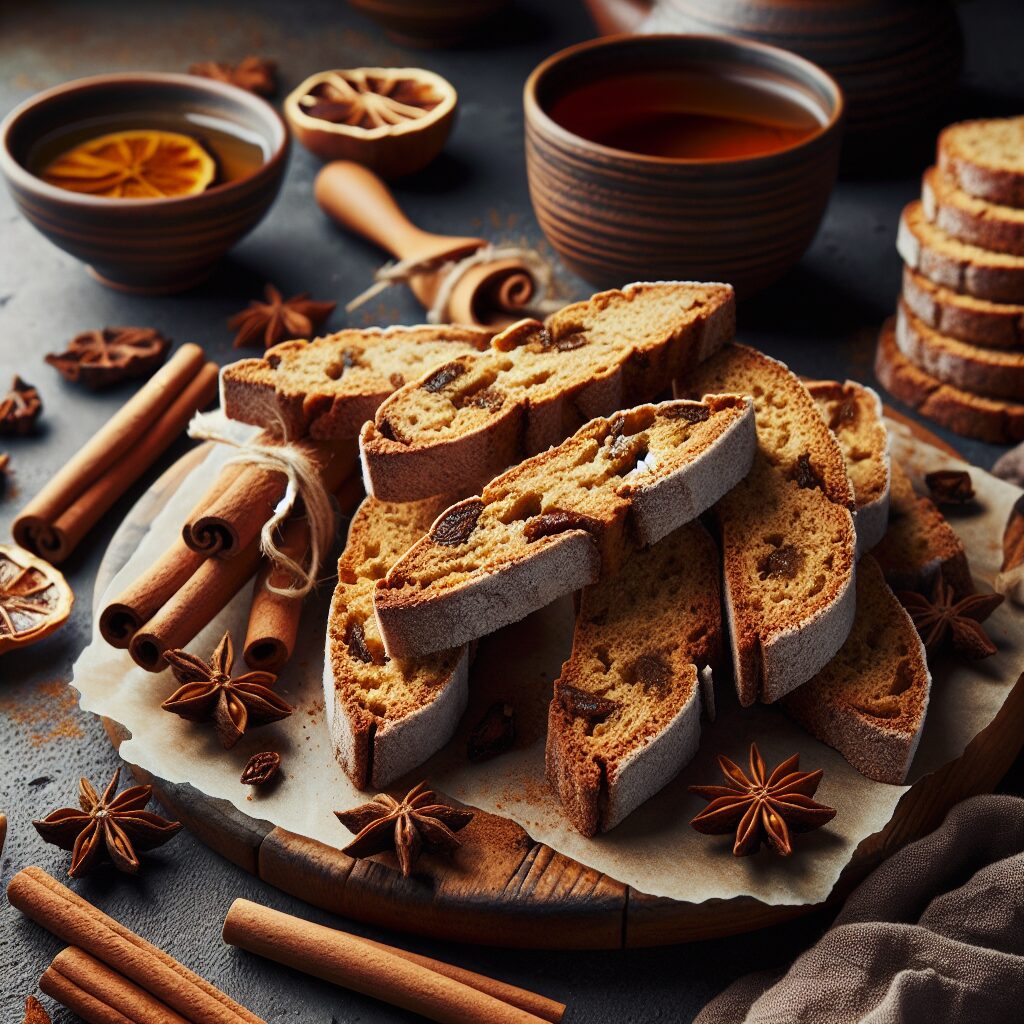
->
[523,508,602,543]
[467,386,505,413]
[345,621,374,664]
[377,417,397,442]
[664,403,710,423]
[828,399,859,432]
[551,330,588,351]
[467,701,515,762]
[422,362,466,393]
[431,499,484,546]
[793,453,823,491]
[240,751,281,787]
[758,544,804,581]
[632,654,671,692]
[558,684,618,723]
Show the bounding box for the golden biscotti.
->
[359,281,737,501]
[783,555,930,785]
[325,494,469,789]
[373,396,756,660]
[546,521,721,837]
[220,324,493,440]
[922,165,1024,256]
[938,116,1024,208]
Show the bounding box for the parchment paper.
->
[72,420,1024,906]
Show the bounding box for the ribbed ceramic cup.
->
[0,73,290,294]
[524,34,844,298]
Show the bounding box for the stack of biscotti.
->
[877,117,1024,443]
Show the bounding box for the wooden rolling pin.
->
[315,161,544,328]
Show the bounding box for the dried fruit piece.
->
[558,684,618,723]
[45,327,169,388]
[632,654,670,691]
[793,453,824,491]
[228,284,336,349]
[345,621,375,664]
[523,508,603,543]
[41,130,216,198]
[0,377,42,435]
[240,751,282,786]
[298,69,445,129]
[0,545,74,655]
[189,56,277,96]
[925,469,975,506]
[759,544,804,581]
[422,362,465,393]
[467,702,515,762]
[430,500,484,546]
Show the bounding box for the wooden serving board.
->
[94,421,1024,949]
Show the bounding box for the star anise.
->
[189,56,278,97]
[45,327,169,389]
[689,743,836,857]
[898,570,1003,659]
[0,376,42,435]
[32,767,181,878]
[335,780,474,878]
[162,632,294,749]
[925,469,975,506]
[228,284,336,349]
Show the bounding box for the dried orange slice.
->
[41,129,217,199]
[0,544,74,655]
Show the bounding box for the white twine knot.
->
[188,412,336,599]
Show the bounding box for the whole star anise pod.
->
[0,376,42,435]
[32,767,182,878]
[162,632,294,749]
[925,469,975,506]
[335,780,474,878]
[228,284,336,349]
[45,327,169,389]
[898,570,1003,659]
[689,743,836,857]
[189,56,278,97]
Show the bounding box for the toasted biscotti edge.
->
[938,116,1024,208]
[922,165,1024,256]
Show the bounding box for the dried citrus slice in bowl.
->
[40,129,217,199]
[0,544,74,655]
[285,67,457,177]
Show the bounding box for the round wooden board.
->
[94,419,1024,949]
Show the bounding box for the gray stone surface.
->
[1,0,1022,1020]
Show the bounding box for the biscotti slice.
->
[221,324,493,440]
[373,395,756,659]
[873,460,973,599]
[897,201,1024,303]
[783,555,930,785]
[360,281,736,501]
[902,266,1024,350]
[938,116,1024,208]
[922,166,1024,256]
[546,521,721,836]
[680,345,857,705]
[807,379,891,554]
[895,301,1024,400]
[875,316,1024,443]
[325,494,469,789]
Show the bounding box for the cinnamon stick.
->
[222,898,559,1024]
[179,461,249,555]
[8,867,264,1024]
[13,345,219,562]
[41,947,190,1024]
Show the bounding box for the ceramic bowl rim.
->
[0,71,290,209]
[523,32,845,167]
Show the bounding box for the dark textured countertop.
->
[1,1,1022,1021]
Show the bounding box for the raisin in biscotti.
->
[359,282,736,501]
[807,380,891,554]
[922,166,1024,257]
[373,396,756,660]
[325,495,469,788]
[546,522,720,836]
[902,267,1024,351]
[873,460,973,599]
[783,555,930,785]
[221,324,493,440]
[938,116,1024,208]
[897,201,1024,304]
[680,345,857,706]
[875,316,1024,443]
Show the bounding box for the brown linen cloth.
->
[695,794,1024,1024]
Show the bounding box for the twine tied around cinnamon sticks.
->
[186,412,336,598]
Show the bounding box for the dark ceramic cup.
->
[524,34,844,298]
[0,73,289,294]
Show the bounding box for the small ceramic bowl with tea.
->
[524,34,844,297]
[0,72,289,294]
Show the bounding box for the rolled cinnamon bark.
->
[8,867,265,1024]
[179,462,249,555]
[222,898,557,1024]
[13,345,218,563]
[41,947,190,1024]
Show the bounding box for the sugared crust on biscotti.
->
[325,494,469,789]
[783,555,930,785]
[875,316,1024,443]
[938,116,1024,208]
[373,396,756,659]
[807,379,891,555]
[874,460,973,600]
[360,281,736,501]
[902,267,1024,351]
[897,201,1024,304]
[895,301,1024,400]
[546,522,721,837]
[220,324,493,440]
[922,166,1024,256]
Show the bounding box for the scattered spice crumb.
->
[0,681,85,747]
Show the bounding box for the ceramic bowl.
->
[347,0,511,47]
[524,34,844,298]
[0,73,289,294]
